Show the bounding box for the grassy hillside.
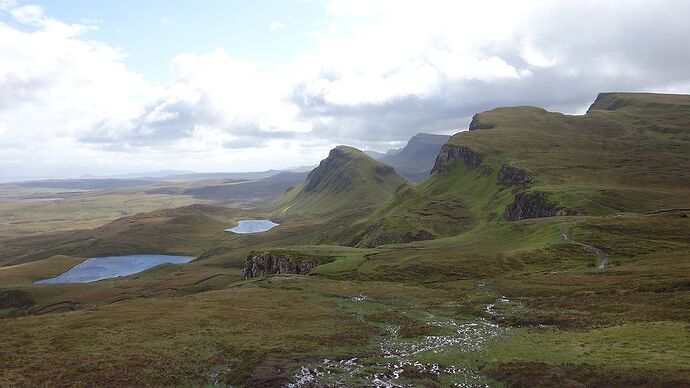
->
[273,146,409,217]
[443,93,690,214]
[345,93,690,248]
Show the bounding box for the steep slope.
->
[432,92,690,217]
[380,133,451,182]
[345,92,690,246]
[273,146,409,217]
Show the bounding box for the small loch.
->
[226,219,279,234]
[34,254,194,284]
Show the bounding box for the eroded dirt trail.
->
[560,224,610,268]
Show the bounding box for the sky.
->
[1,0,690,180]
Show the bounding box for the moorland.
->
[0,92,688,387]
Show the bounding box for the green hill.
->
[343,92,690,246]
[273,146,409,217]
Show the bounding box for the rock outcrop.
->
[497,165,531,185]
[468,114,496,131]
[243,253,319,279]
[504,191,578,221]
[586,92,632,113]
[431,144,484,174]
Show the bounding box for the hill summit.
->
[275,146,409,216]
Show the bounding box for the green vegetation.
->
[0,92,688,386]
[273,146,410,217]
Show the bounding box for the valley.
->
[0,93,689,387]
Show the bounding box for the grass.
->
[0,186,200,240]
[273,146,410,218]
[0,92,689,386]
[487,321,690,370]
[0,283,375,386]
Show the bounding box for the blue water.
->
[34,254,194,284]
[225,219,279,234]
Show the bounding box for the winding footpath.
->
[560,224,610,269]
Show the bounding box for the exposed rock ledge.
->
[243,253,320,279]
[504,191,579,221]
[431,144,485,174]
[497,165,531,185]
[468,114,497,131]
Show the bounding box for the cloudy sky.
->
[1,0,690,179]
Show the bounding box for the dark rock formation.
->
[497,165,531,185]
[431,144,484,174]
[504,191,579,221]
[468,114,496,131]
[0,289,35,309]
[243,253,319,279]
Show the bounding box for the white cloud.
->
[1,0,690,178]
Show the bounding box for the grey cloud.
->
[287,2,690,149]
[79,1,690,152]
[0,72,55,111]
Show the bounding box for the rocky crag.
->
[243,253,322,279]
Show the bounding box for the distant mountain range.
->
[366,133,451,182]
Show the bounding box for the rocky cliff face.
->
[431,144,485,174]
[468,114,496,131]
[504,191,578,221]
[586,93,632,113]
[497,165,531,185]
[243,253,319,279]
